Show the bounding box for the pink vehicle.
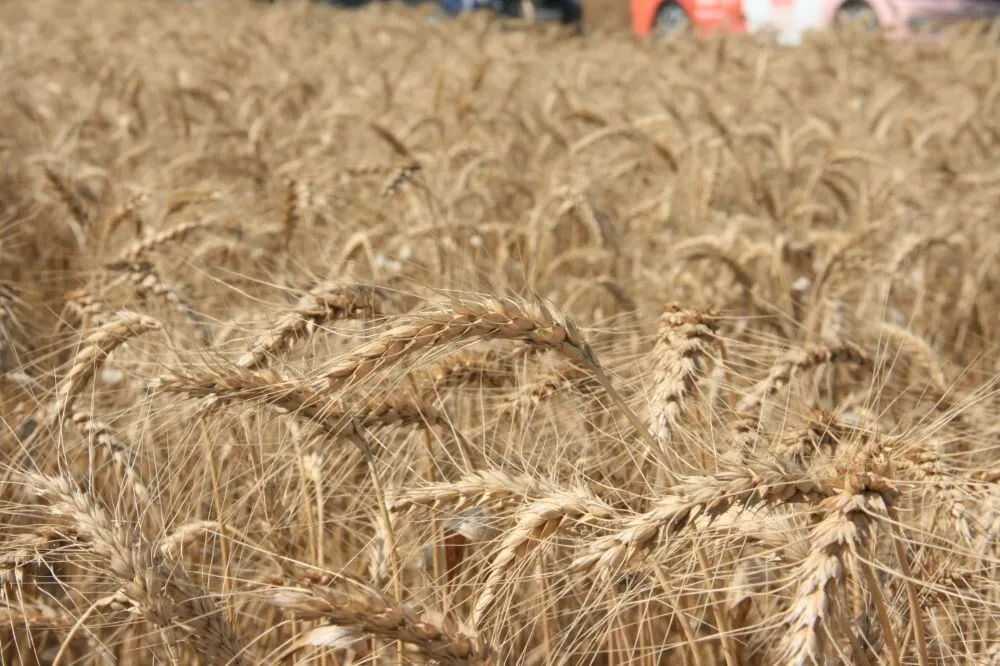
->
[764,0,1000,42]
[634,0,1000,42]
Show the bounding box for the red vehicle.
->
[632,0,1000,42]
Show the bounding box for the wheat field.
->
[2,0,1000,664]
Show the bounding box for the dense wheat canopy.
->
[2,0,1000,664]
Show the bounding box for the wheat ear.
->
[119,218,214,262]
[157,365,445,436]
[105,260,209,341]
[51,311,161,424]
[321,296,598,388]
[43,165,90,226]
[321,296,661,469]
[419,349,514,393]
[388,469,539,514]
[265,584,491,663]
[237,282,382,370]
[570,459,830,580]
[649,305,723,448]
[735,343,871,453]
[22,472,247,665]
[69,407,160,528]
[472,489,614,628]
[777,488,892,666]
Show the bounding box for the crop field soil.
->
[3,0,1000,664]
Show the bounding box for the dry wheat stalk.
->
[21,472,247,665]
[570,459,831,579]
[649,305,722,449]
[237,282,382,370]
[472,489,614,627]
[264,584,492,663]
[50,311,161,423]
[118,218,214,262]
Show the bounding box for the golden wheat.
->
[3,0,1000,663]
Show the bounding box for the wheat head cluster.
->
[2,0,1000,664]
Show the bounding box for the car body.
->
[632,0,1000,42]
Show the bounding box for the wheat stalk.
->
[237,282,383,370]
[50,311,161,424]
[264,584,492,663]
[472,489,614,627]
[21,472,247,665]
[570,459,830,579]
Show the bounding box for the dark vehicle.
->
[438,0,582,26]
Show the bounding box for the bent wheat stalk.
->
[264,584,492,663]
[570,459,830,579]
[320,296,663,471]
[237,282,383,370]
[22,472,247,665]
[51,311,162,424]
[472,489,614,628]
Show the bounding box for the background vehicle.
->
[631,0,744,40]
[439,0,582,26]
[632,0,1000,42]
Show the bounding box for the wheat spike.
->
[264,584,492,663]
[51,311,161,423]
[237,282,382,370]
[472,489,614,627]
[321,296,598,390]
[649,305,722,448]
[22,472,247,665]
[570,459,830,579]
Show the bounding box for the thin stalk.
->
[348,427,404,666]
[885,505,929,666]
